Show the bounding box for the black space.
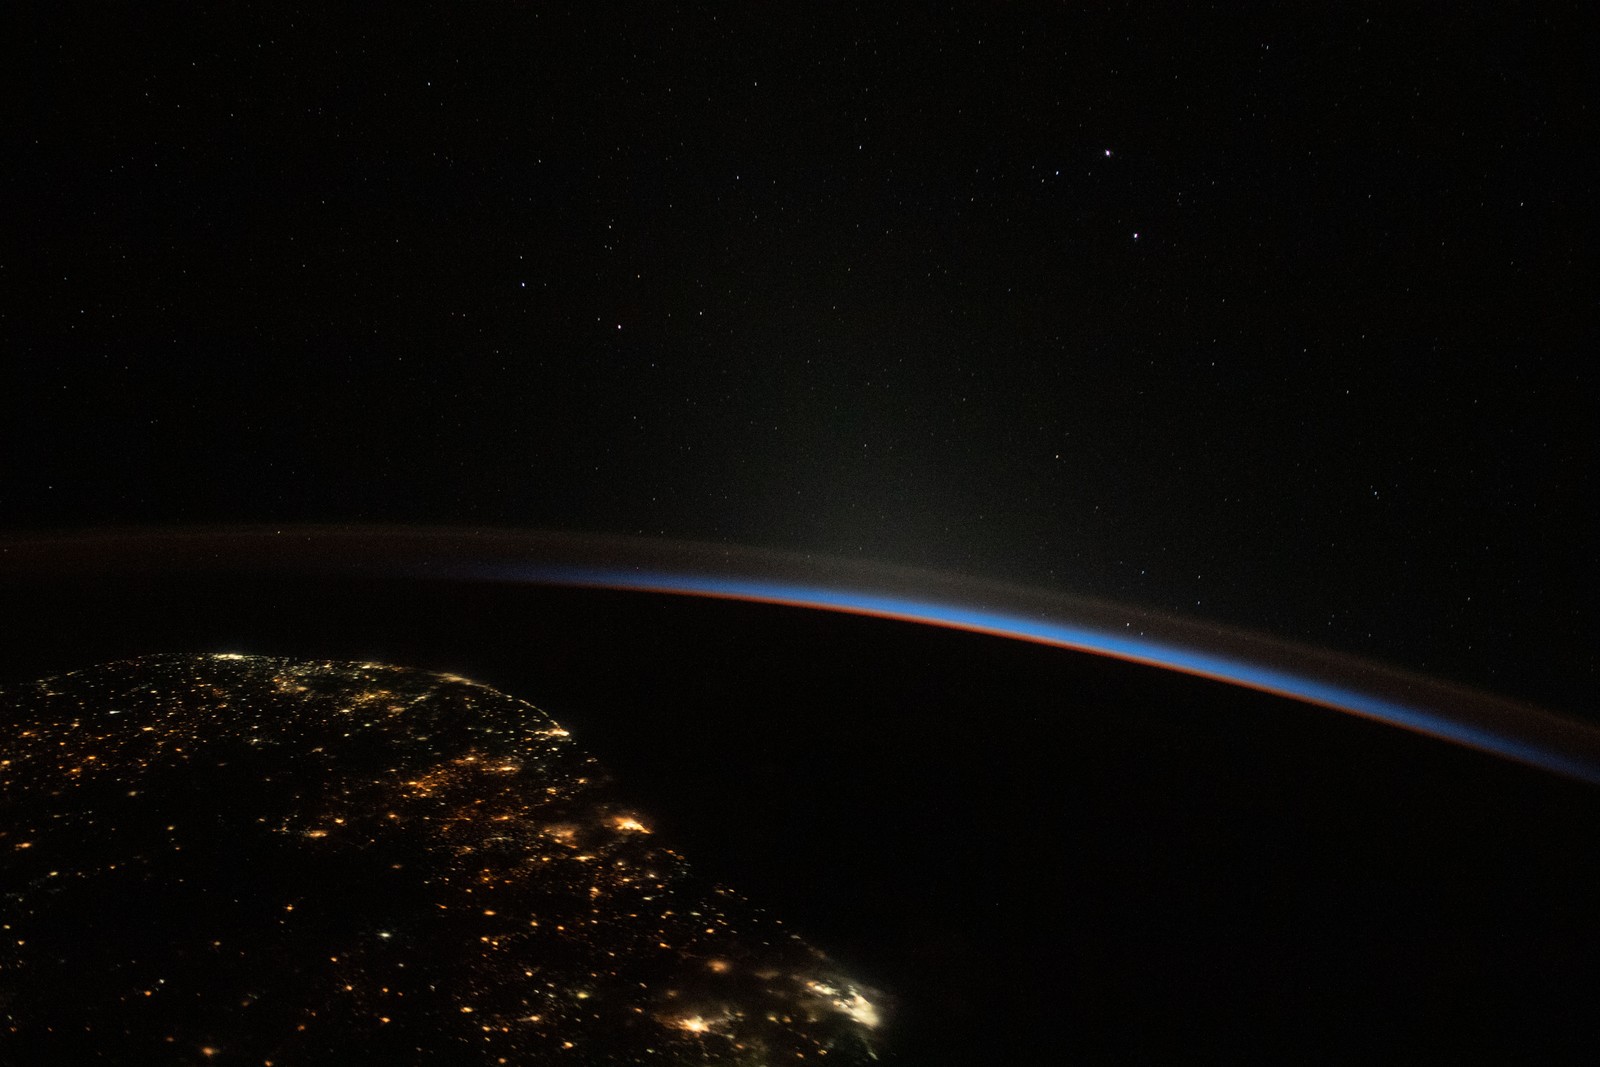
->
[4,5,1593,711]
[4,5,1598,1061]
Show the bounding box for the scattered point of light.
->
[6,654,889,1061]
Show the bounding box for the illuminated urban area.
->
[1,654,884,1063]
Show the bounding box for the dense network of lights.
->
[0,654,885,1064]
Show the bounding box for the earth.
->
[3,531,1599,1062]
[2,653,882,1065]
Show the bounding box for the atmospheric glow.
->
[449,562,1600,787]
[17,526,1593,785]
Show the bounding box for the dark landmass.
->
[1,654,884,1065]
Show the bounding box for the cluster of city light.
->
[1,653,885,1063]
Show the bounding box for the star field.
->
[4,6,1592,715]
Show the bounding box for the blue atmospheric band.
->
[9,527,1592,783]
[465,563,1600,786]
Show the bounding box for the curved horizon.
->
[4,524,1599,785]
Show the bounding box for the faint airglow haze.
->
[457,562,1600,787]
[5,526,1599,786]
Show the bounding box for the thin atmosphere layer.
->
[461,562,1600,787]
[6,525,1599,786]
